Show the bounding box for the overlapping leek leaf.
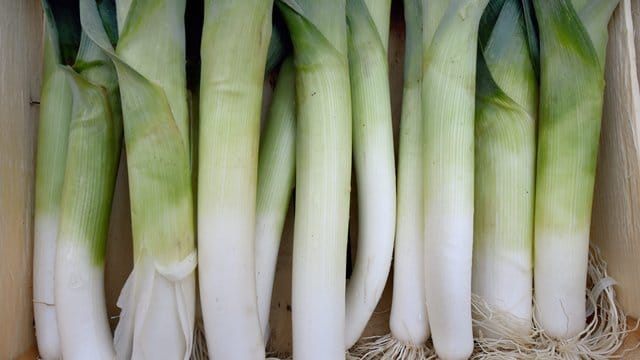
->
[79,0,196,358]
[55,27,122,358]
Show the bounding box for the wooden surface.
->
[619,319,640,357]
[632,0,640,84]
[591,0,640,320]
[104,153,133,330]
[0,1,43,358]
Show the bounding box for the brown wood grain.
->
[104,152,134,330]
[0,0,43,358]
[14,347,38,360]
[617,319,640,357]
[591,0,640,320]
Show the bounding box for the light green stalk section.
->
[79,0,196,358]
[534,0,618,232]
[345,0,395,348]
[532,0,619,338]
[116,0,132,35]
[423,1,448,54]
[422,0,489,358]
[198,0,273,358]
[55,32,121,358]
[58,32,122,265]
[35,5,72,209]
[98,0,194,268]
[33,8,72,359]
[480,0,537,115]
[472,0,536,336]
[255,58,296,341]
[388,0,430,346]
[34,9,71,243]
[278,0,352,358]
[116,0,189,157]
[363,0,392,51]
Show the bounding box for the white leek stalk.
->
[33,4,75,358]
[55,28,122,359]
[532,0,619,339]
[198,0,273,358]
[278,0,352,358]
[472,0,537,338]
[79,0,197,358]
[255,58,296,343]
[388,0,429,348]
[344,0,395,349]
[422,0,489,359]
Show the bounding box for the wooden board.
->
[591,0,640,320]
[0,1,43,358]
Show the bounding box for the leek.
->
[344,0,396,349]
[255,58,296,343]
[198,0,273,358]
[388,0,429,349]
[79,0,197,358]
[354,0,431,356]
[421,0,489,359]
[55,28,122,358]
[33,2,77,357]
[532,0,619,339]
[353,2,439,356]
[278,0,352,358]
[472,0,537,338]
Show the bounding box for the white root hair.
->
[472,246,635,360]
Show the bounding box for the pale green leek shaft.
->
[388,0,430,346]
[33,7,74,358]
[422,1,489,358]
[472,0,537,337]
[344,0,396,348]
[255,58,296,341]
[55,28,122,358]
[79,0,196,358]
[278,0,352,358]
[198,0,273,358]
[532,0,619,339]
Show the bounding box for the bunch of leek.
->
[351,1,432,357]
[278,0,353,358]
[80,0,197,358]
[35,1,122,359]
[33,3,76,357]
